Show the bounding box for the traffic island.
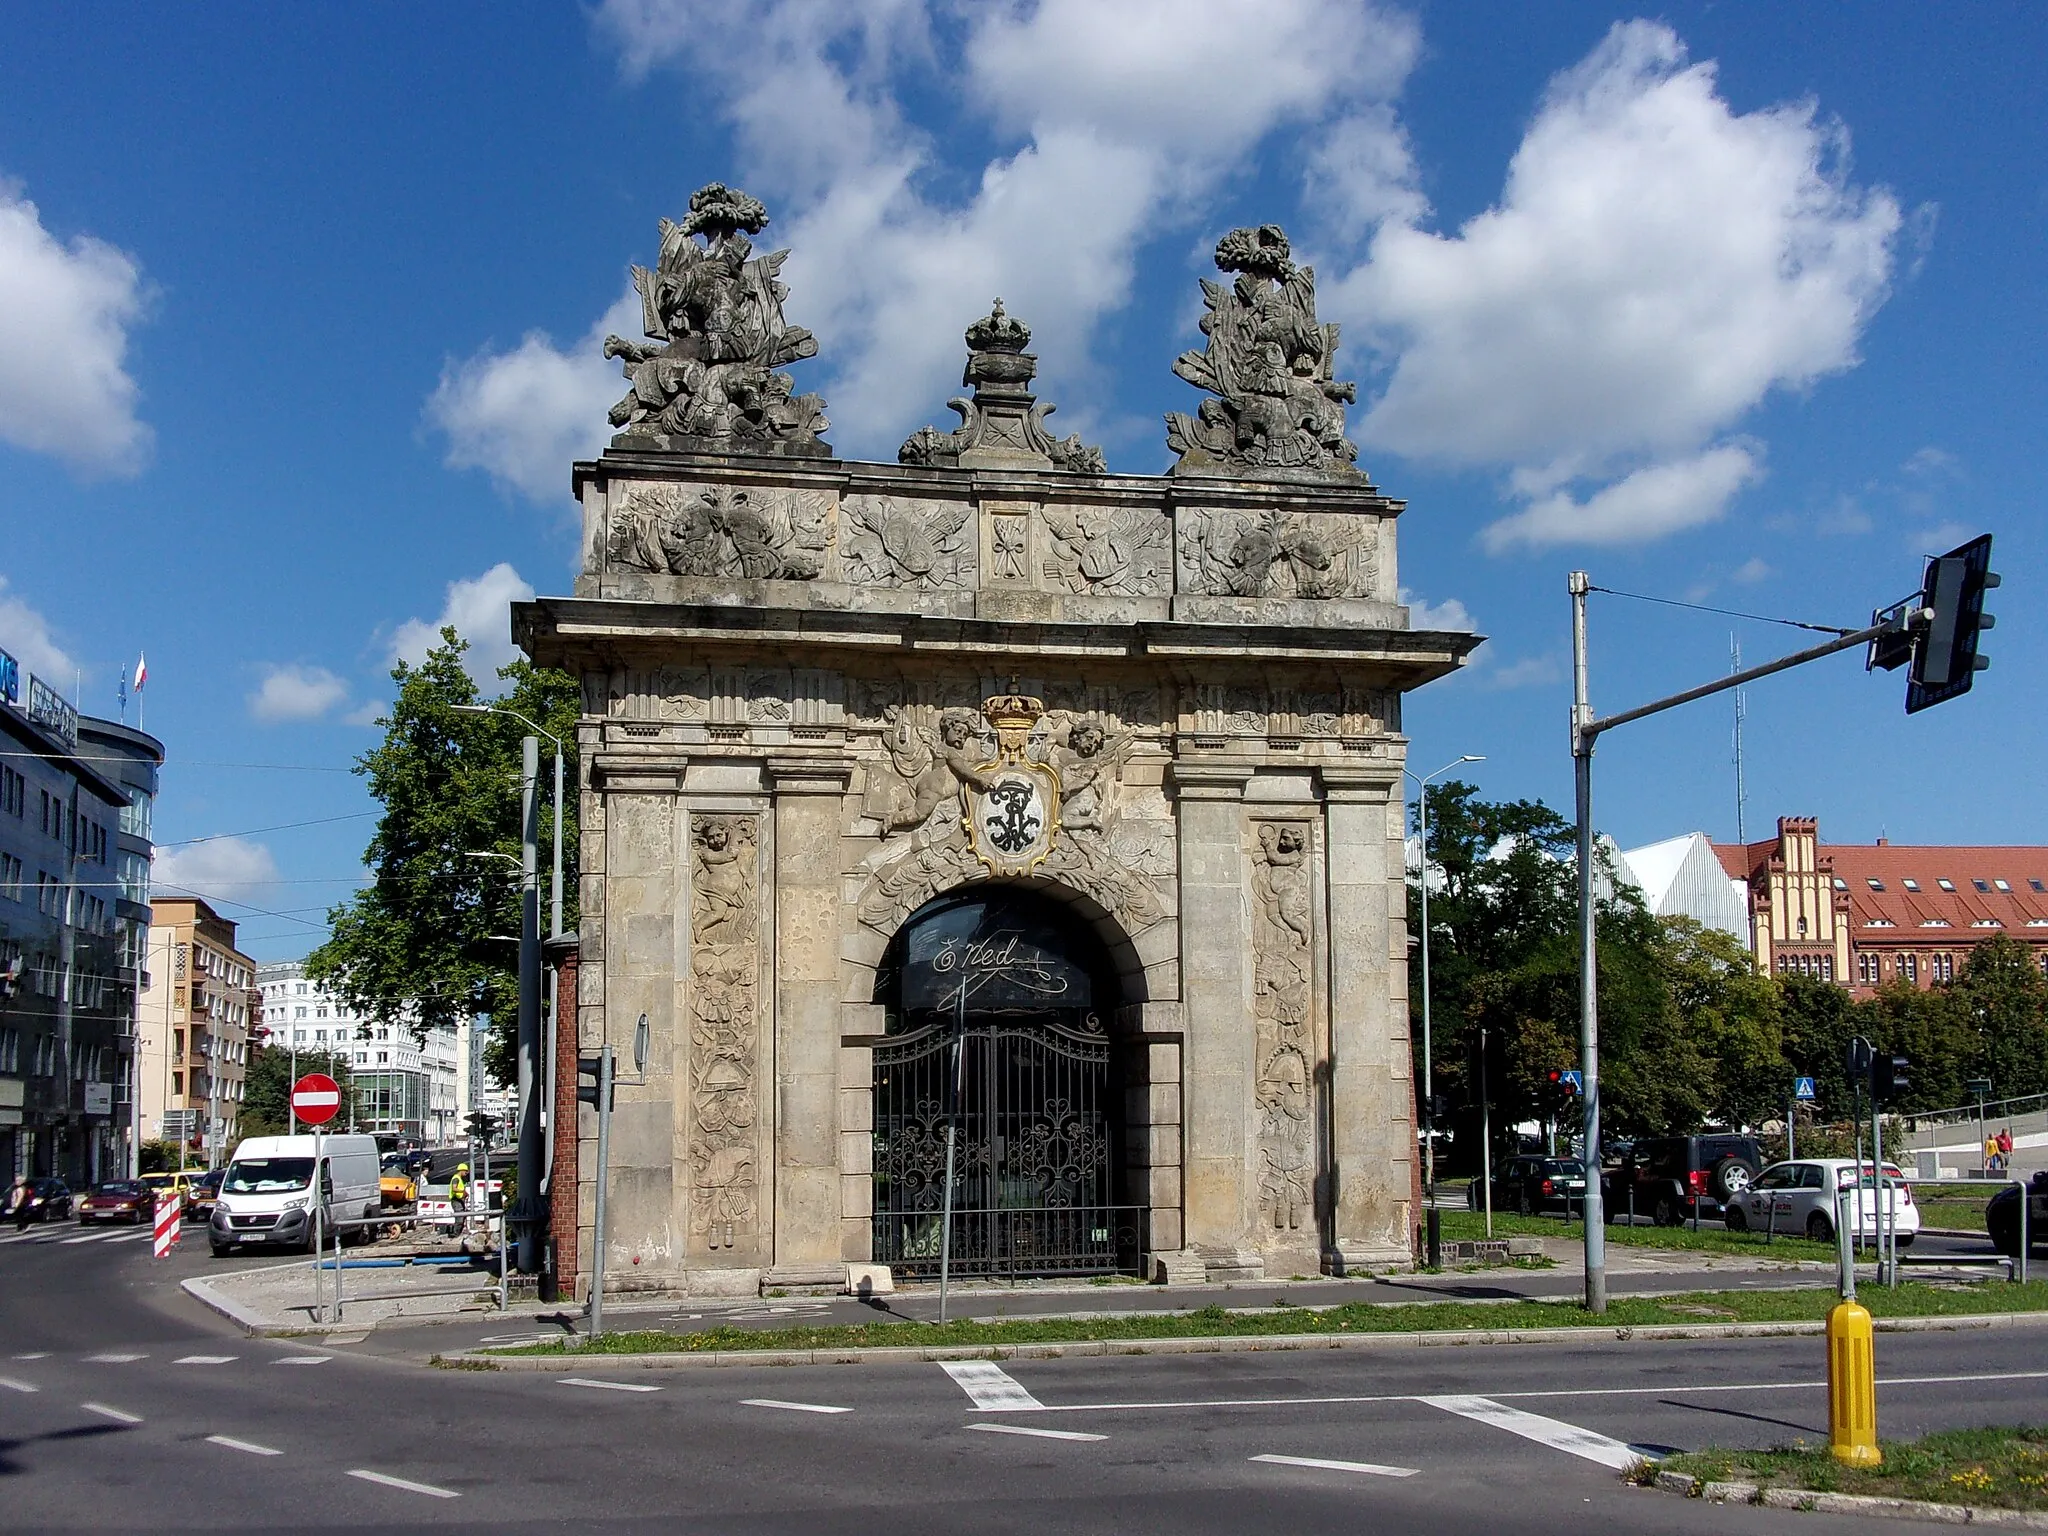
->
[450,1279,2048,1369]
[1636,1426,2048,1527]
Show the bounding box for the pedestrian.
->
[448,1162,469,1211]
[7,1176,32,1230]
[1999,1127,2015,1172]
[1986,1131,2002,1174]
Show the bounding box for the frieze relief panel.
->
[689,814,762,1254]
[1177,508,1377,599]
[608,483,834,580]
[1042,505,1171,596]
[841,494,976,590]
[1251,821,1317,1237]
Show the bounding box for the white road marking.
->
[0,1376,38,1393]
[966,1423,1107,1443]
[84,1353,145,1363]
[60,1232,114,1244]
[175,1355,238,1366]
[272,1355,331,1366]
[104,1231,153,1243]
[559,1377,661,1393]
[742,1398,853,1414]
[1421,1395,1646,1470]
[348,1469,460,1499]
[81,1401,142,1424]
[1251,1453,1420,1478]
[11,1353,50,1360]
[207,1435,281,1456]
[943,1361,1044,1411]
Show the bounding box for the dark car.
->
[77,1180,153,1223]
[1603,1134,1762,1227]
[7,1177,73,1224]
[1987,1173,2048,1256]
[1469,1157,1588,1216]
[185,1168,225,1221]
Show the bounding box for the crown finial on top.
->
[965,298,1031,356]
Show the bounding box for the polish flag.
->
[133,654,147,692]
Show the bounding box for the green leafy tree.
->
[306,630,579,1086]
[1949,936,2048,1101]
[239,1041,358,1140]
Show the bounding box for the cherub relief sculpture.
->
[1251,822,1315,1232]
[603,183,829,450]
[607,485,830,580]
[1041,506,1171,596]
[689,815,760,1248]
[1165,224,1362,480]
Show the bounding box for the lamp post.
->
[452,705,563,941]
[1404,755,1484,1193]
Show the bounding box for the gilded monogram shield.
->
[965,692,1060,877]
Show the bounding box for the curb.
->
[180,1276,278,1337]
[443,1307,2048,1372]
[1646,1467,2048,1528]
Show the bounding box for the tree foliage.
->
[239,1042,358,1141]
[305,630,579,1086]
[1408,783,2048,1172]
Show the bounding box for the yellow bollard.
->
[1827,1299,1882,1466]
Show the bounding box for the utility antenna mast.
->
[1731,634,1748,844]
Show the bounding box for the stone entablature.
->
[576,453,1405,630]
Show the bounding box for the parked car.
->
[1722,1159,1917,1245]
[208,1133,382,1257]
[186,1168,225,1221]
[8,1177,73,1223]
[1603,1134,1763,1226]
[76,1180,154,1224]
[1987,1173,2048,1256]
[1467,1156,1587,1216]
[139,1168,203,1215]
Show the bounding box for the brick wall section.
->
[547,942,580,1297]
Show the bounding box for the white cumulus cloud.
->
[0,178,152,475]
[1400,588,1476,631]
[248,664,350,723]
[424,290,641,505]
[391,563,536,683]
[0,577,78,682]
[154,836,281,910]
[1326,21,1904,549]
[554,0,1424,454]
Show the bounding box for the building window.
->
[1902,954,1918,983]
[1868,878,1885,891]
[1933,953,1954,983]
[1974,879,1991,892]
[1821,954,1834,982]
[2031,879,2046,894]
[1995,879,2011,893]
[1903,879,1920,892]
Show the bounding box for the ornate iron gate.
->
[872,1013,1140,1278]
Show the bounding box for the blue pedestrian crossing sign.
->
[1559,1070,1583,1093]
[1794,1076,1817,1101]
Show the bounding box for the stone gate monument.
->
[515,184,1477,1296]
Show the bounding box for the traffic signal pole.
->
[512,736,546,1274]
[1571,575,1911,1314]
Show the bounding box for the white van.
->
[208,1134,381,1257]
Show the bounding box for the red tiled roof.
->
[1711,835,2048,938]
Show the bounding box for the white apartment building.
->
[255,961,464,1145]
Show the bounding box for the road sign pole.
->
[1789,1086,1796,1163]
[1570,573,1606,1313]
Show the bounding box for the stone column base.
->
[1148,1249,1208,1286]
[1328,1240,1413,1277]
[761,1263,847,1296]
[1197,1246,1266,1282]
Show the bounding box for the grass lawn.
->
[482,1279,2048,1357]
[1917,1197,1993,1231]
[1435,1207,1839,1262]
[1648,1425,2048,1511]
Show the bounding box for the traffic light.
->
[464,1111,500,1146]
[1906,533,1998,714]
[577,1053,613,1111]
[1423,1093,1450,1123]
[1871,1054,1910,1103]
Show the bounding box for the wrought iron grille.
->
[872,1015,1139,1278]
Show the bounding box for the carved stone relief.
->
[1042,506,1171,596]
[1165,223,1361,480]
[988,507,1030,582]
[1251,822,1315,1234]
[608,484,832,580]
[603,184,829,451]
[841,495,975,590]
[689,814,760,1251]
[1178,508,1375,600]
[655,665,710,720]
[898,301,1104,473]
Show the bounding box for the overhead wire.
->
[1586,584,1857,636]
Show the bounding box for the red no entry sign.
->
[291,1072,341,1126]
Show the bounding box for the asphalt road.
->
[6,1216,2043,1533]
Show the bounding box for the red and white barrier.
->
[153,1194,182,1258]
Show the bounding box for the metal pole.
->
[1419,781,1433,1192]
[587,1043,613,1342]
[550,745,564,940]
[1871,1091,1889,1285]
[2018,1174,2029,1287]
[1479,1024,1493,1240]
[938,985,964,1324]
[512,736,544,1273]
[1836,1178,1856,1301]
[1571,571,1607,1312]
[1788,1086,1797,1163]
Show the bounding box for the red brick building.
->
[1716,818,2048,997]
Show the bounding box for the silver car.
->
[1723,1158,1918,1245]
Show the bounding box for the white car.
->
[1723,1158,1918,1246]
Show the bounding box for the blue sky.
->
[1,3,2041,960]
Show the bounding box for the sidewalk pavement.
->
[183,1234,1851,1348]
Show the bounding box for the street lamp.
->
[452,705,563,940]
[1404,754,1484,1236]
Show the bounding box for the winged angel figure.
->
[1041,506,1170,596]
[607,485,829,581]
[841,498,974,590]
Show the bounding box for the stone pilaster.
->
[1321,763,1413,1270]
[765,757,854,1289]
[1171,758,1260,1277]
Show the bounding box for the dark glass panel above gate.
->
[881,887,1105,1018]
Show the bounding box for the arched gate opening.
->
[870,885,1141,1279]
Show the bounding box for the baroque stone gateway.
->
[517,184,1479,1296]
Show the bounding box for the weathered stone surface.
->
[900,301,1104,473]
